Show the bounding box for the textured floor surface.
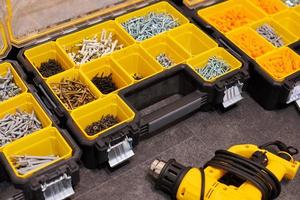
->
[0,94,300,200]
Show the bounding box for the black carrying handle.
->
[141,91,207,134]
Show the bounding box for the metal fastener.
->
[256,24,284,48]
[0,69,21,102]
[282,0,300,7]
[156,53,174,68]
[195,56,231,80]
[0,110,42,147]
[122,12,180,41]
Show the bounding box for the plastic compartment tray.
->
[182,0,225,9]
[0,20,10,59]
[194,0,300,110]
[0,61,81,200]
[272,10,300,38]
[5,0,157,47]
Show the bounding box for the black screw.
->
[91,73,117,94]
[38,59,65,78]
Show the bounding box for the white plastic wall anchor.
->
[41,173,74,200]
[286,84,300,104]
[107,137,135,168]
[222,82,244,108]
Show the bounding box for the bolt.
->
[122,12,180,41]
[0,69,22,102]
[256,24,284,47]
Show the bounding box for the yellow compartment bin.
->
[24,41,75,79]
[273,10,300,38]
[115,1,189,41]
[46,68,101,112]
[0,93,52,150]
[71,94,135,140]
[168,23,218,56]
[250,18,298,47]
[226,26,275,59]
[0,62,28,103]
[0,22,9,58]
[2,127,72,178]
[256,47,300,81]
[140,34,190,68]
[112,45,163,81]
[80,56,134,95]
[187,47,242,82]
[247,0,287,15]
[56,20,135,66]
[197,0,266,33]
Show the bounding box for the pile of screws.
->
[38,59,65,78]
[0,69,21,102]
[50,79,96,110]
[195,56,231,80]
[67,29,124,65]
[85,114,120,135]
[0,110,42,147]
[11,155,59,175]
[256,24,284,47]
[92,73,117,94]
[282,0,300,7]
[156,53,174,68]
[132,73,144,80]
[122,12,180,41]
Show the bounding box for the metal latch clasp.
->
[223,81,244,108]
[107,137,135,168]
[287,83,300,106]
[41,174,74,200]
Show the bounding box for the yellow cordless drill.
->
[149,141,299,200]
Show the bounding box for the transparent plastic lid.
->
[6,0,154,47]
[0,0,10,59]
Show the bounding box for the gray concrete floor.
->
[0,94,299,199]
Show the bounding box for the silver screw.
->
[156,53,174,68]
[122,12,180,41]
[0,110,42,147]
[0,69,22,102]
[195,56,231,80]
[256,24,284,48]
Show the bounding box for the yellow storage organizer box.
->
[250,18,298,47]
[24,41,75,79]
[273,10,300,38]
[46,68,101,112]
[256,47,300,81]
[56,20,135,66]
[112,45,163,81]
[168,23,218,56]
[70,94,135,140]
[0,62,28,103]
[187,47,242,82]
[2,127,72,178]
[141,34,190,68]
[80,56,134,95]
[226,26,275,59]
[197,0,266,33]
